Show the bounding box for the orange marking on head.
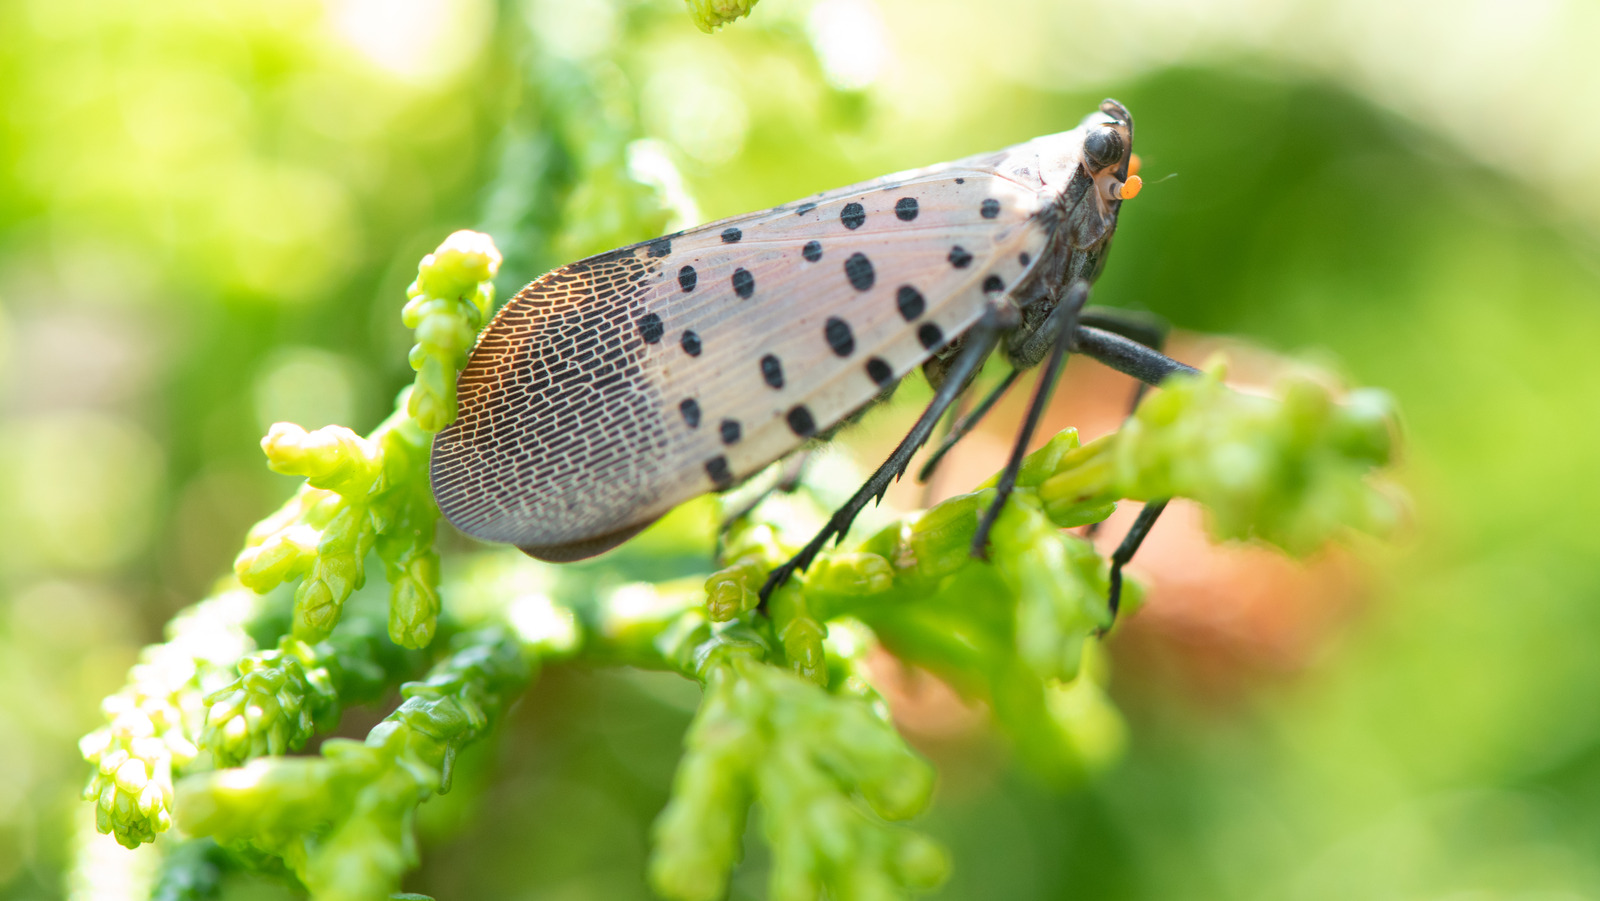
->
[1128,153,1142,178]
[1118,175,1143,200]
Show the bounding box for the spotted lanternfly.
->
[432,99,1181,608]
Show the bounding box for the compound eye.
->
[1083,128,1124,170]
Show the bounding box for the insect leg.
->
[1075,308,1170,541]
[915,368,1021,483]
[928,308,1164,489]
[1071,325,1198,385]
[1066,316,1185,632]
[969,281,1091,559]
[1101,498,1168,635]
[758,318,1005,604]
[1077,306,1168,356]
[1081,306,1170,428]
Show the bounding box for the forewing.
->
[431,163,1051,557]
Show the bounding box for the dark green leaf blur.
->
[2,0,1596,897]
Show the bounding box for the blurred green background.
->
[4,0,1600,897]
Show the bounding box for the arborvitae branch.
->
[1036,363,1399,552]
[229,231,500,648]
[682,0,762,33]
[199,620,401,768]
[649,636,945,901]
[237,405,437,646]
[175,625,546,901]
[402,230,501,434]
[148,839,229,901]
[78,586,279,848]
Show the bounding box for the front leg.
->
[969,281,1090,558]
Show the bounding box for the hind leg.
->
[1069,311,1184,632]
[1101,499,1169,634]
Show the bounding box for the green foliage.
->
[82,226,505,852]
[651,654,946,901]
[682,0,763,33]
[78,586,274,849]
[237,255,514,652]
[176,627,539,901]
[199,638,339,768]
[200,625,397,769]
[239,402,442,646]
[402,230,502,433]
[1036,363,1399,553]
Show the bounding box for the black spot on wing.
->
[721,227,742,243]
[706,455,733,488]
[720,419,742,445]
[845,253,874,291]
[895,197,918,221]
[896,285,925,321]
[841,202,866,229]
[803,240,823,262]
[866,357,894,386]
[648,237,673,257]
[918,322,944,349]
[786,405,817,438]
[639,313,664,344]
[681,330,702,357]
[761,354,784,389]
[824,317,854,357]
[980,198,1001,219]
[678,265,696,292]
[983,275,1005,294]
[680,398,701,428]
[732,268,755,299]
[949,246,973,268]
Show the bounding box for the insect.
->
[431,99,1195,619]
